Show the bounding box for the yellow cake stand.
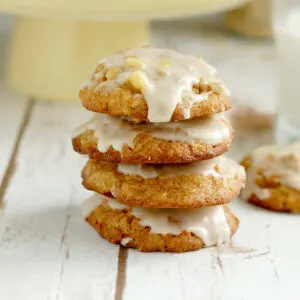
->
[0,0,247,102]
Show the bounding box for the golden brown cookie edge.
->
[85,202,239,252]
[72,126,233,164]
[80,84,231,122]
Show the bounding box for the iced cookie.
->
[241,142,300,213]
[80,47,231,123]
[72,113,233,164]
[83,195,239,252]
[82,156,246,208]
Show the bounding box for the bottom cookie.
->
[83,194,239,252]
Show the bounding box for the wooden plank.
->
[0,101,119,300]
[258,207,299,300]
[125,247,219,300]
[54,185,119,300]
[0,82,29,185]
[0,31,28,187]
[213,200,282,300]
[0,84,30,230]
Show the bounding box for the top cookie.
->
[80,47,231,123]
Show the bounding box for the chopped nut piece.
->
[192,87,200,94]
[106,67,121,80]
[214,164,222,173]
[95,63,105,73]
[128,70,148,90]
[168,216,179,224]
[93,71,105,81]
[158,69,168,76]
[211,83,223,94]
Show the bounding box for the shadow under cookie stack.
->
[72,47,246,252]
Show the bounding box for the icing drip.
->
[73,113,230,152]
[118,155,246,180]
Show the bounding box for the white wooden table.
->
[0,18,298,300]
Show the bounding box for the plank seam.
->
[0,98,35,214]
[114,246,128,300]
[54,194,73,300]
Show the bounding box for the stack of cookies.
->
[72,47,246,252]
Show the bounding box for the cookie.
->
[82,156,246,208]
[80,47,231,123]
[72,113,233,164]
[241,142,300,213]
[83,195,239,252]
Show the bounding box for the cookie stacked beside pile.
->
[72,47,246,252]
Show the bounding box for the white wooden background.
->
[0,18,298,300]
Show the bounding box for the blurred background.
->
[0,0,280,137]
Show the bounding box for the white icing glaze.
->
[242,142,300,200]
[118,155,246,180]
[118,164,159,178]
[73,114,136,152]
[82,194,102,218]
[73,113,230,152]
[81,194,126,218]
[82,195,231,247]
[84,47,229,122]
[120,237,132,246]
[151,114,230,144]
[131,205,230,247]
